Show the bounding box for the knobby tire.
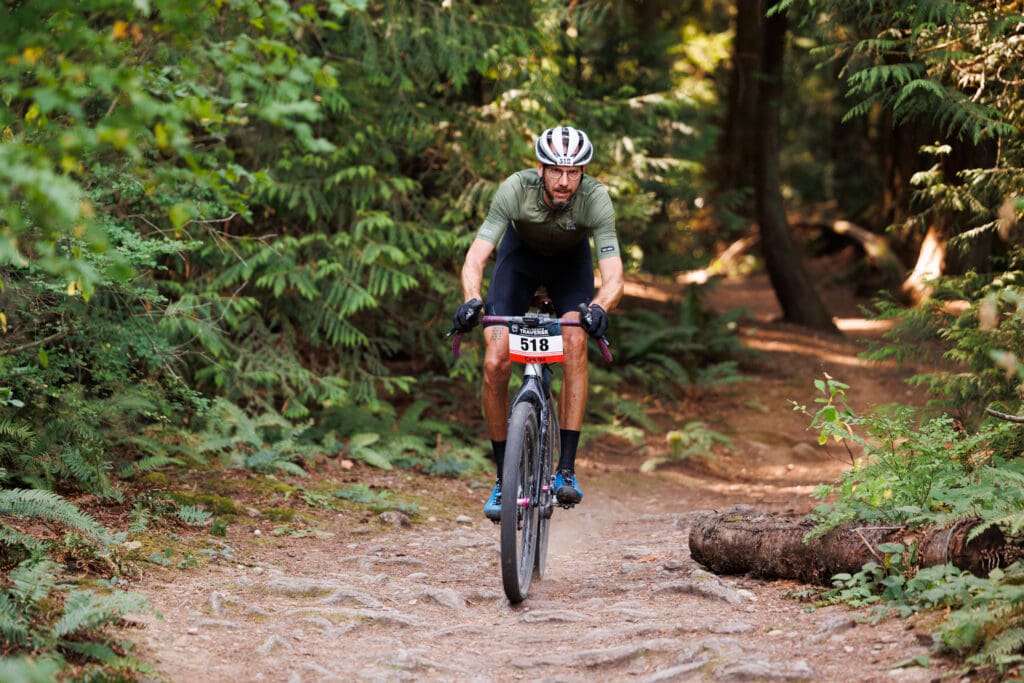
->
[501,402,540,603]
[534,395,557,579]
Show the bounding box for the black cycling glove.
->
[580,303,609,339]
[452,298,485,333]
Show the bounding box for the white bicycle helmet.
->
[535,126,593,166]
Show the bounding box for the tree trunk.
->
[754,6,839,333]
[901,223,946,305]
[688,507,1011,586]
[879,114,931,242]
[713,0,763,202]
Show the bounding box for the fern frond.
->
[0,489,105,542]
[981,625,1024,661]
[397,400,452,437]
[0,418,35,454]
[174,505,212,526]
[8,558,58,607]
[847,62,922,96]
[116,454,184,479]
[892,77,948,111]
[981,465,1024,488]
[0,525,47,557]
[978,510,1024,539]
[841,93,881,123]
[243,450,308,477]
[58,639,120,665]
[54,445,115,498]
[903,0,963,29]
[51,589,149,639]
[0,655,62,682]
[0,593,30,646]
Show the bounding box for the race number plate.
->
[508,323,563,363]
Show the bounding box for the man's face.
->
[539,164,584,210]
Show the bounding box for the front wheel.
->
[501,401,540,603]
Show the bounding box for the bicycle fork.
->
[511,363,555,517]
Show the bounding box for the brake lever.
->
[577,303,612,362]
[447,328,464,358]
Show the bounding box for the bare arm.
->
[461,238,495,302]
[592,256,623,312]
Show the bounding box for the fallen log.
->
[688,506,1010,585]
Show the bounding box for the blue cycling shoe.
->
[554,470,582,505]
[483,481,502,522]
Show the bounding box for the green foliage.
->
[0,655,63,683]
[666,422,733,460]
[191,399,320,478]
[800,374,1024,674]
[615,287,749,396]
[187,396,475,477]
[825,544,918,611]
[578,286,748,456]
[865,273,1024,426]
[326,399,483,474]
[936,563,1024,669]
[792,0,1022,142]
[797,372,1024,674]
[827,557,1024,673]
[1,0,732,512]
[333,484,418,515]
[785,0,1024,280]
[0,488,107,567]
[641,421,733,472]
[795,377,1024,537]
[174,505,213,527]
[0,558,151,681]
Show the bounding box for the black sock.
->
[491,440,506,481]
[558,430,580,472]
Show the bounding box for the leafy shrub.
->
[795,376,1024,537]
[615,286,749,396]
[333,485,419,515]
[865,272,1024,427]
[189,399,321,477]
[582,286,749,449]
[313,400,485,474]
[825,554,1024,672]
[0,559,151,681]
[798,376,1024,675]
[639,421,733,472]
[0,487,108,569]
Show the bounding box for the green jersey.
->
[475,169,620,260]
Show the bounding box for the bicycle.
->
[451,300,611,603]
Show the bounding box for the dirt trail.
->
[127,267,956,682]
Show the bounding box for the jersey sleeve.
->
[474,174,524,245]
[587,185,620,260]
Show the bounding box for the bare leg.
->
[482,325,511,440]
[559,318,589,431]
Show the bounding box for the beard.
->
[543,179,573,210]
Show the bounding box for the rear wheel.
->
[501,401,540,603]
[534,397,557,579]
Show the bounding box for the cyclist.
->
[451,125,623,521]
